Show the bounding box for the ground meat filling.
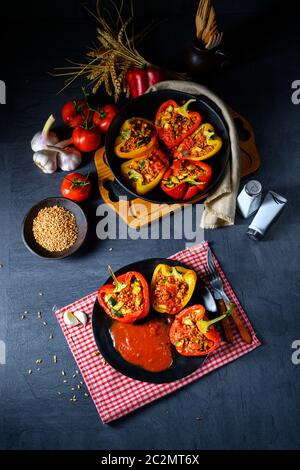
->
[162,161,207,187]
[157,105,198,141]
[173,311,214,354]
[176,128,214,159]
[105,278,143,316]
[152,270,189,314]
[128,151,165,185]
[120,119,155,153]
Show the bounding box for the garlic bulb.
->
[33,149,57,174]
[31,114,59,152]
[47,144,82,171]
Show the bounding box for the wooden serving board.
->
[94,109,260,229]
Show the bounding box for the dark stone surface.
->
[0,0,300,450]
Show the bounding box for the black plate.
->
[105,90,230,204]
[92,258,206,383]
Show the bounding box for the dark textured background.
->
[0,0,300,450]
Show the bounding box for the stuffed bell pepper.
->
[98,266,150,323]
[121,148,169,195]
[170,304,233,356]
[155,99,202,148]
[161,159,213,201]
[151,264,197,315]
[114,117,157,159]
[174,123,222,161]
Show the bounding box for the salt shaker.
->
[237,180,262,219]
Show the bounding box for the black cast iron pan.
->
[105,90,230,204]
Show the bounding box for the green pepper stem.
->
[108,265,126,293]
[196,304,234,335]
[178,98,196,114]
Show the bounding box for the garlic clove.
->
[73,310,88,327]
[33,150,58,174]
[63,310,79,327]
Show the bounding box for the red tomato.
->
[92,104,118,133]
[60,172,91,203]
[61,100,89,128]
[72,127,101,152]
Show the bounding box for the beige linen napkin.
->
[147,80,240,229]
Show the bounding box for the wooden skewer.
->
[195,0,210,40]
[201,6,216,43]
[204,23,218,44]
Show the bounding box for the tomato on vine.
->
[93,104,118,133]
[60,172,91,203]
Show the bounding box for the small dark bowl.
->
[22,197,88,259]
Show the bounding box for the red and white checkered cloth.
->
[55,241,261,423]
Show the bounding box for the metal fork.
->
[207,248,230,303]
[203,262,234,342]
[206,248,252,344]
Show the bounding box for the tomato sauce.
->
[110,318,173,372]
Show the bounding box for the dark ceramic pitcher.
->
[185,41,229,78]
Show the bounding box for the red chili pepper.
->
[98,269,150,323]
[161,160,213,201]
[126,67,165,98]
[155,99,202,148]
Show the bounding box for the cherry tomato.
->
[61,100,89,128]
[92,104,118,133]
[72,127,101,152]
[60,172,91,203]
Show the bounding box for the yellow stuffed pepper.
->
[174,123,222,161]
[150,264,197,315]
[114,117,157,159]
[121,148,169,196]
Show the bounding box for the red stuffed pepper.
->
[169,304,233,356]
[155,99,202,148]
[161,159,213,201]
[98,266,150,323]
